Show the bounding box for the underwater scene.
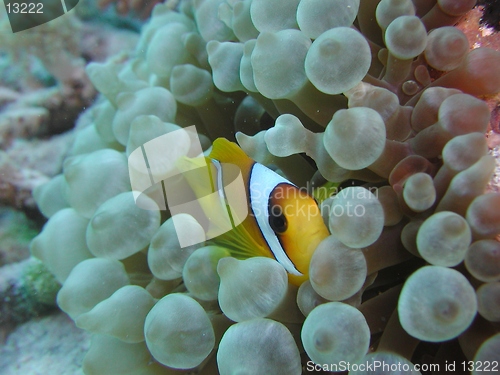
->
[1,0,500,374]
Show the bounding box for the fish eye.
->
[269,205,287,234]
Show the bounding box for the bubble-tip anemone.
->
[217,257,288,322]
[308,236,367,301]
[323,107,386,170]
[305,27,371,95]
[327,186,384,248]
[147,214,205,280]
[86,192,161,259]
[350,351,422,375]
[476,282,500,322]
[31,208,92,283]
[182,245,230,301]
[57,258,130,320]
[217,318,301,375]
[76,285,155,343]
[473,333,500,375]
[398,266,477,342]
[416,211,471,267]
[144,293,215,369]
[465,240,500,283]
[297,0,359,39]
[63,149,131,218]
[301,302,370,366]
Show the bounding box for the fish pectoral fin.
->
[210,216,271,260]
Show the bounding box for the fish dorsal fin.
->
[209,138,249,162]
[209,138,254,182]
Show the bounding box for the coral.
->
[0,7,138,211]
[17,259,61,306]
[0,258,60,330]
[0,6,96,113]
[98,0,178,21]
[0,150,51,210]
[29,0,500,373]
[0,207,38,265]
[302,302,370,365]
[0,312,90,374]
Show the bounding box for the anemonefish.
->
[178,138,330,285]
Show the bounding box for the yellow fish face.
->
[268,184,330,285]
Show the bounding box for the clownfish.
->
[178,138,330,285]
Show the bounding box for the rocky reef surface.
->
[2,0,500,374]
